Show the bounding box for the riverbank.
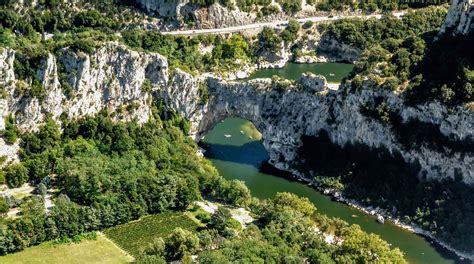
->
[202,117,467,263]
[280,166,474,262]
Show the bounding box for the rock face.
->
[132,1,255,28]
[1,41,472,187]
[192,3,256,28]
[190,78,474,187]
[134,0,189,19]
[440,0,474,35]
[317,36,361,63]
[0,42,168,132]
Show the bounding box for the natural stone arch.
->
[163,71,474,185]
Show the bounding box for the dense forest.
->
[331,8,473,105]
[0,102,406,262]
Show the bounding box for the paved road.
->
[162,12,406,36]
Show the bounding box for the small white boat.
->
[240,130,244,134]
[377,215,385,224]
[248,136,253,139]
[329,73,335,76]
[224,134,231,138]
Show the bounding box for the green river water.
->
[246,62,354,83]
[202,63,466,264]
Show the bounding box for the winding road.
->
[162,11,406,36]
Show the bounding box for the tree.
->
[164,228,199,261]
[0,197,8,214]
[3,114,18,144]
[223,180,251,207]
[144,237,165,257]
[281,19,300,43]
[4,163,29,188]
[38,183,47,197]
[256,27,282,54]
[272,192,316,217]
[335,225,406,263]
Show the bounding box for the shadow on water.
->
[200,140,269,168]
[201,117,470,264]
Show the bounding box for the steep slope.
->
[440,0,473,35]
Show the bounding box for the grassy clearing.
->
[104,212,200,257]
[0,234,133,264]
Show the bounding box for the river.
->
[202,63,466,264]
[246,62,354,83]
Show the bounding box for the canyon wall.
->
[0,43,168,132]
[440,0,473,35]
[0,40,472,185]
[196,78,474,187]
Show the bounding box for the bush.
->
[281,19,300,42]
[3,114,18,144]
[4,163,29,188]
[195,211,211,223]
[164,228,199,261]
[0,197,8,213]
[141,79,152,93]
[256,27,282,54]
[261,5,279,16]
[302,20,314,29]
[277,0,302,13]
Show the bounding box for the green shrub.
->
[4,163,29,188]
[141,79,152,93]
[3,114,18,144]
[0,196,8,213]
[198,81,209,105]
[277,0,302,13]
[195,212,211,224]
[302,20,314,29]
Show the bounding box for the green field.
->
[104,212,200,257]
[0,234,133,264]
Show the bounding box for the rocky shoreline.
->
[282,167,474,262]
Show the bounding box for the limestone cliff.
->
[1,41,471,186]
[440,0,473,35]
[134,0,189,19]
[192,3,256,28]
[0,43,168,132]
[132,0,256,28]
[191,78,474,187]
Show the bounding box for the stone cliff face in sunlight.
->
[440,0,473,35]
[0,40,472,185]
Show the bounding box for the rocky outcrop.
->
[316,36,362,63]
[0,42,168,132]
[255,28,361,68]
[192,3,256,28]
[134,0,189,19]
[133,0,256,28]
[190,78,474,187]
[1,41,471,186]
[256,46,292,69]
[440,0,473,35]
